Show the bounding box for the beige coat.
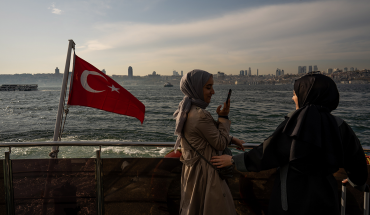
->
[179,105,236,215]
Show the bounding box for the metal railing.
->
[341,182,370,215]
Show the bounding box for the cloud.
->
[48,3,62,15]
[76,1,370,74]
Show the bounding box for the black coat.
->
[234,113,368,215]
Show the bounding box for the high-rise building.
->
[314,65,318,71]
[350,67,354,71]
[281,70,284,76]
[181,70,183,76]
[55,67,59,75]
[276,68,281,76]
[240,70,244,76]
[344,67,348,72]
[248,67,251,76]
[303,66,307,74]
[298,66,302,74]
[257,69,258,76]
[327,68,333,74]
[128,66,133,79]
[309,66,312,73]
[101,69,106,74]
[173,70,180,76]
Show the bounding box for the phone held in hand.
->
[226,89,232,103]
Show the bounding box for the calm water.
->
[0,84,369,159]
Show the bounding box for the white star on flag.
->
[108,85,120,93]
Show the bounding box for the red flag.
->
[67,55,145,124]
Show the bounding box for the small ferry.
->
[0,84,38,91]
[164,82,173,87]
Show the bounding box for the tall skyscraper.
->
[350,67,354,71]
[281,70,284,76]
[309,66,312,73]
[55,67,59,75]
[257,69,258,76]
[181,70,183,76]
[248,67,251,76]
[314,65,318,71]
[240,70,244,76]
[344,67,348,72]
[298,66,302,74]
[276,68,281,76]
[303,66,307,74]
[101,69,106,74]
[128,66,133,79]
[327,68,333,74]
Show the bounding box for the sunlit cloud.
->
[48,3,62,15]
[77,0,369,71]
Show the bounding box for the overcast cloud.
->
[0,0,369,75]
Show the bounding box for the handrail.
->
[0,141,259,148]
[0,141,369,150]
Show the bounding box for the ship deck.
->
[0,141,369,215]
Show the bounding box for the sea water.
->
[0,84,369,159]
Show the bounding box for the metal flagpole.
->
[49,39,75,158]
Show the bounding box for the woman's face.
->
[292,91,299,110]
[203,76,215,103]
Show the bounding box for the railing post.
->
[96,150,103,215]
[341,183,346,215]
[364,185,369,215]
[3,152,14,215]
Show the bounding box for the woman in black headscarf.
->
[211,73,368,214]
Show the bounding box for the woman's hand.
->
[232,137,245,151]
[342,179,348,184]
[216,99,230,116]
[211,155,233,168]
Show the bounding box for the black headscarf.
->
[282,74,342,171]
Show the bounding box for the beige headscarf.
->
[173,69,212,151]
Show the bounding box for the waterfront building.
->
[55,67,59,75]
[173,70,179,76]
[128,66,133,79]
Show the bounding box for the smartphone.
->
[226,89,232,104]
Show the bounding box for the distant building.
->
[350,67,354,72]
[276,68,283,76]
[257,69,259,76]
[309,65,312,73]
[181,70,183,76]
[148,71,161,78]
[344,67,348,72]
[303,66,307,74]
[101,69,106,74]
[327,68,333,74]
[217,71,225,79]
[240,70,244,76]
[128,66,133,79]
[298,66,302,74]
[314,65,318,71]
[298,66,307,74]
[173,70,180,76]
[55,67,59,75]
[248,67,251,76]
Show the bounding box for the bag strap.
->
[182,133,219,172]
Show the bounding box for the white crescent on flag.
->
[80,70,107,93]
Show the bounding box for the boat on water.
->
[164,82,173,87]
[0,84,38,91]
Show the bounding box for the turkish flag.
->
[67,55,145,124]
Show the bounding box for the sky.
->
[0,0,369,76]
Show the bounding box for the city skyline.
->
[1,0,369,76]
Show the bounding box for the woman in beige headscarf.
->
[174,70,244,215]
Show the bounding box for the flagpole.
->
[50,39,75,158]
